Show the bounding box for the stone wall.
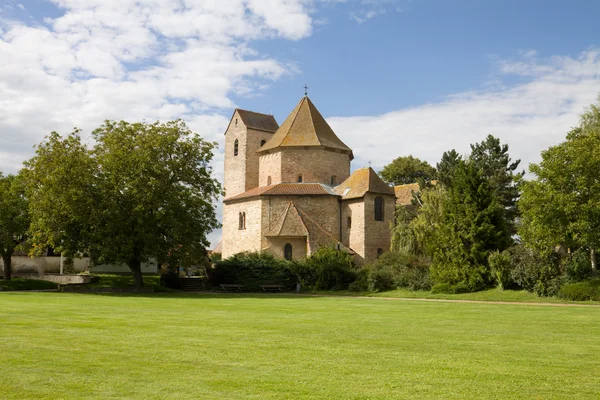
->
[362,193,395,264]
[258,151,282,186]
[222,198,263,258]
[0,256,157,274]
[280,148,350,184]
[265,237,308,260]
[342,199,366,264]
[223,110,248,198]
[246,128,274,190]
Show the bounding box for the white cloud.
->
[328,50,600,177]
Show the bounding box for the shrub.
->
[160,269,183,290]
[488,251,512,290]
[565,249,594,282]
[508,245,561,296]
[291,247,356,290]
[369,252,431,291]
[348,267,369,292]
[558,279,600,301]
[430,282,470,294]
[367,267,395,292]
[212,252,296,291]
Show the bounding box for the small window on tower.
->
[374,196,384,221]
[377,248,384,258]
[331,175,336,186]
[234,139,239,156]
[347,216,352,229]
[238,212,246,230]
[297,175,303,183]
[235,118,238,126]
[267,176,272,185]
[284,243,293,260]
[260,139,266,146]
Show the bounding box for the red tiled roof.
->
[224,183,338,202]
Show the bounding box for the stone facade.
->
[220,97,399,265]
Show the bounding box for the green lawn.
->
[0,278,58,291]
[1,293,599,399]
[323,287,600,305]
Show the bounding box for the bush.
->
[558,279,600,301]
[430,282,470,294]
[160,269,183,290]
[368,252,431,291]
[565,249,594,282]
[508,245,562,296]
[291,247,356,290]
[212,252,296,291]
[367,267,395,292]
[488,251,512,290]
[348,267,369,292]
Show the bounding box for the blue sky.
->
[1,0,600,246]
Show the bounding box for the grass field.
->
[1,292,599,399]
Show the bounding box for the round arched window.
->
[260,139,266,146]
[284,243,293,260]
[374,196,384,221]
[267,176,272,185]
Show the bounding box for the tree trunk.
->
[129,259,144,288]
[2,253,12,281]
[591,248,597,273]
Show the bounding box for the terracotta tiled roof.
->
[224,183,339,202]
[258,97,353,159]
[236,109,279,132]
[212,240,222,253]
[334,167,395,200]
[265,202,309,237]
[394,183,420,206]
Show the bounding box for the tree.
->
[380,155,436,186]
[470,135,523,235]
[0,172,29,280]
[25,120,222,287]
[436,149,462,187]
[430,161,510,290]
[519,98,600,271]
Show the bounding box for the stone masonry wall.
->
[221,199,263,258]
[362,193,395,264]
[258,152,282,186]
[342,199,366,264]
[245,128,275,191]
[265,237,308,260]
[223,111,248,198]
[275,148,350,184]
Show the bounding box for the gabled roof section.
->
[265,202,309,237]
[258,97,353,159]
[394,183,420,206]
[224,183,340,202]
[232,109,279,133]
[334,167,395,200]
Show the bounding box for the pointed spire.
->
[258,97,353,159]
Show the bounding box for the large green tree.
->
[0,172,30,280]
[25,120,222,287]
[380,155,436,186]
[519,99,600,271]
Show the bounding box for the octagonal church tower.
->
[221,96,394,264]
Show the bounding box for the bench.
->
[260,285,284,292]
[219,284,244,292]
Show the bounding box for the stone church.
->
[220,96,398,264]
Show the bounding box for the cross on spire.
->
[368,161,372,167]
[304,84,309,96]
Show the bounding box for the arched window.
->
[238,212,246,230]
[331,175,336,186]
[377,248,384,258]
[234,139,239,156]
[260,139,266,146]
[347,216,352,229]
[284,243,293,260]
[267,176,272,185]
[297,175,303,183]
[374,196,384,221]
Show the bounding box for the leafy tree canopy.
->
[0,172,30,280]
[25,120,222,287]
[519,98,600,270]
[380,155,436,186]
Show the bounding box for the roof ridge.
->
[235,108,273,116]
[295,204,340,244]
[305,97,322,147]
